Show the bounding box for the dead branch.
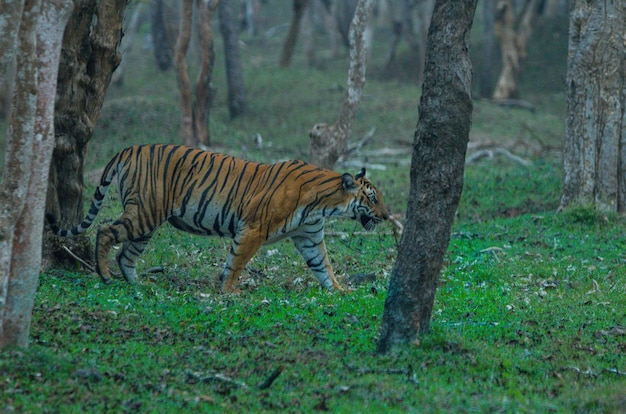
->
[465,148,532,166]
[341,127,377,160]
[62,245,95,273]
[187,371,249,389]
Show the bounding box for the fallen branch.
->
[466,148,532,166]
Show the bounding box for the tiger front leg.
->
[292,235,344,291]
[220,232,264,293]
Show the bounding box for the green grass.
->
[3,8,626,414]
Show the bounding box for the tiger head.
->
[341,168,390,231]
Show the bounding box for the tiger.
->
[47,144,389,293]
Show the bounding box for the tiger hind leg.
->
[95,206,158,284]
[116,235,152,283]
[292,236,343,291]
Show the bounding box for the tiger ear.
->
[355,168,366,180]
[341,173,358,193]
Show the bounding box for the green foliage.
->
[3,8,626,414]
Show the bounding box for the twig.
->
[564,366,597,377]
[62,245,95,273]
[343,126,377,158]
[257,366,284,390]
[479,246,503,263]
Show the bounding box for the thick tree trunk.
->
[377,0,477,354]
[308,0,374,170]
[559,0,626,212]
[492,0,539,100]
[45,0,127,268]
[218,0,247,118]
[1,0,73,349]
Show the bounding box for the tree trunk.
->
[479,0,496,98]
[0,1,23,120]
[492,0,539,100]
[279,0,310,68]
[218,0,247,118]
[151,0,174,71]
[559,0,626,212]
[174,0,218,147]
[175,0,194,146]
[1,0,74,349]
[193,0,218,147]
[377,0,477,354]
[308,0,374,170]
[45,0,127,268]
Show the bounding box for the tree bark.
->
[174,0,194,146]
[1,0,38,346]
[1,0,74,349]
[218,0,247,118]
[193,0,218,147]
[151,0,174,71]
[377,0,477,354]
[45,0,127,268]
[0,1,23,120]
[174,0,219,147]
[559,0,626,212]
[479,0,496,98]
[279,0,310,68]
[308,0,374,170]
[492,0,539,100]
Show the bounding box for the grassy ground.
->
[2,9,625,414]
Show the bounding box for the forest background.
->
[1,0,625,412]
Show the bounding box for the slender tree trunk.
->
[479,0,496,98]
[193,0,218,147]
[377,0,477,354]
[175,0,195,146]
[308,0,374,170]
[218,0,247,118]
[559,0,626,212]
[0,1,23,120]
[1,0,38,346]
[492,0,539,100]
[1,0,74,349]
[279,0,310,68]
[45,0,127,268]
[151,0,174,71]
